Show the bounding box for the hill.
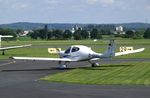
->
[0,22,85,30]
[0,22,149,30]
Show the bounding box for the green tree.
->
[143,28,150,39]
[52,29,63,39]
[47,31,53,40]
[16,29,22,35]
[30,30,39,40]
[63,30,72,39]
[124,30,143,39]
[133,31,143,39]
[38,29,46,40]
[38,25,48,40]
[124,30,135,38]
[90,29,98,39]
[97,32,102,39]
[73,29,82,40]
[90,28,102,39]
[81,30,89,39]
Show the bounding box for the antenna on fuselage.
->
[0,35,13,48]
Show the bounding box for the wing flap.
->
[11,57,73,62]
[115,48,145,56]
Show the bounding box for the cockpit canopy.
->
[64,46,80,54]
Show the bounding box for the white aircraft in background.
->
[11,40,145,69]
[0,35,32,55]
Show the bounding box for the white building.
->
[116,26,123,32]
[19,30,33,37]
[114,26,126,35]
[71,25,82,34]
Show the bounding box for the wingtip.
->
[9,56,14,59]
[141,48,145,51]
[23,44,32,47]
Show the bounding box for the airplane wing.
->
[0,44,32,51]
[11,57,73,62]
[115,48,145,56]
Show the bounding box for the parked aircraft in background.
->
[0,35,32,55]
[11,40,145,69]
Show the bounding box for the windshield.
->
[64,47,71,54]
[71,47,80,52]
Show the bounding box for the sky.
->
[0,0,150,24]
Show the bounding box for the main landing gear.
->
[91,63,100,67]
[59,64,67,69]
[58,61,68,69]
[88,61,100,67]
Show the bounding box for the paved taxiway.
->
[0,58,150,98]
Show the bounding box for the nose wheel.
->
[2,50,5,55]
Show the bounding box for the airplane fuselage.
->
[58,45,101,61]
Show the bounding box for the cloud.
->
[146,6,150,10]
[86,0,98,4]
[0,0,29,10]
[11,3,29,9]
[46,0,59,5]
[87,0,115,6]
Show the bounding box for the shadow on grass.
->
[76,64,134,71]
[78,67,107,70]
[100,64,134,68]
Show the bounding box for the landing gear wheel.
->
[2,51,5,55]
[92,63,100,67]
[59,65,67,69]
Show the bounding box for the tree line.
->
[29,25,102,40]
[0,26,150,40]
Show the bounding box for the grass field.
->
[0,39,150,59]
[2,38,150,46]
[42,62,150,85]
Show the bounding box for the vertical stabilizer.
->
[103,40,116,58]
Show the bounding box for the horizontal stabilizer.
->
[115,48,145,56]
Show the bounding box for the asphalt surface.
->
[0,58,150,98]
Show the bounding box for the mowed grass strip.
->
[42,62,150,85]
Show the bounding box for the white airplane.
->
[0,35,32,55]
[11,40,145,69]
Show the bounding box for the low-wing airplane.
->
[11,40,145,69]
[0,35,32,55]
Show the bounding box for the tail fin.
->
[103,40,116,58]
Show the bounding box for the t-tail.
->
[102,39,116,58]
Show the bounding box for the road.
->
[0,58,150,98]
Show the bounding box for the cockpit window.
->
[65,47,71,54]
[72,47,80,52]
